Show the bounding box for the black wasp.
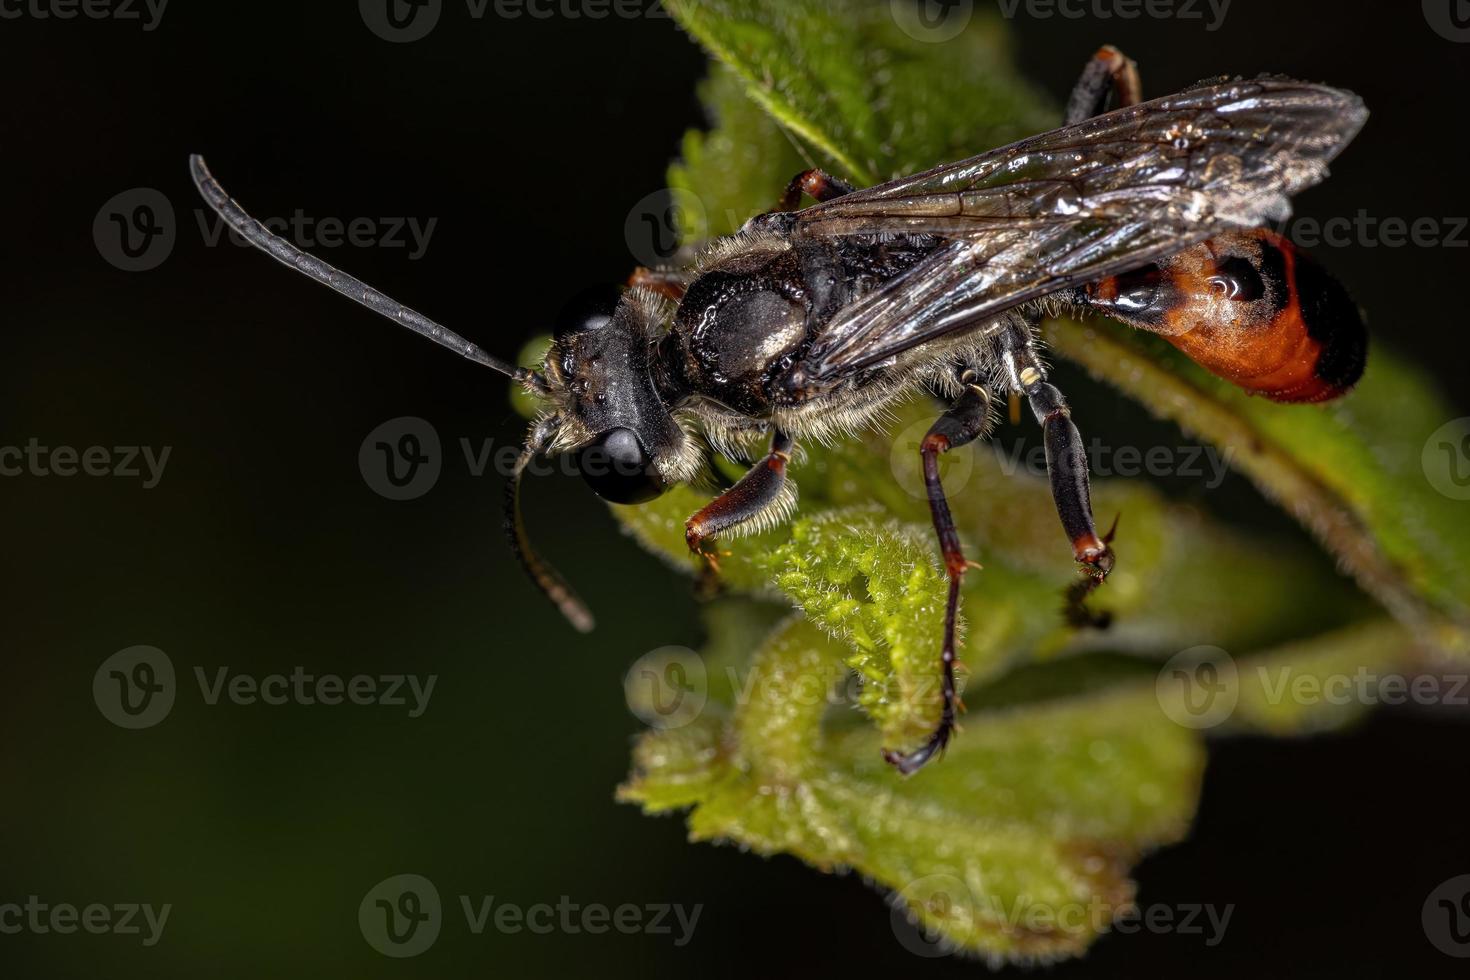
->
[192,47,1367,774]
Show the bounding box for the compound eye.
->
[576,428,668,504]
[553,285,622,341]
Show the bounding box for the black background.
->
[2,0,1468,976]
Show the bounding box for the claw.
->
[881,720,957,775]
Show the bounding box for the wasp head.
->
[540,286,689,503]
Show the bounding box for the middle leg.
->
[883,376,993,775]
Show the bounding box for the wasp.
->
[191,47,1367,774]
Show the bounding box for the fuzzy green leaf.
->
[663,0,1053,185]
[620,616,1413,958]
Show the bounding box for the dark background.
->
[2,1,1468,976]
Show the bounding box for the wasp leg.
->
[777,168,858,211]
[883,380,992,776]
[1065,44,1141,125]
[998,320,1116,626]
[685,431,796,574]
[627,266,690,302]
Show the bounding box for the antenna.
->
[188,154,547,392]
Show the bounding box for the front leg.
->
[883,379,993,776]
[685,431,796,572]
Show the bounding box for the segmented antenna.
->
[506,417,595,633]
[188,154,547,392]
[191,154,593,631]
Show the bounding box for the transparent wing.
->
[789,76,1367,386]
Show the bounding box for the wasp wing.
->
[787,76,1367,388]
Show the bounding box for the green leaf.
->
[667,66,808,242]
[620,616,1413,958]
[605,0,1458,961]
[1045,319,1470,660]
[664,0,1053,185]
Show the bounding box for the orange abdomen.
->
[1086,229,1367,403]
